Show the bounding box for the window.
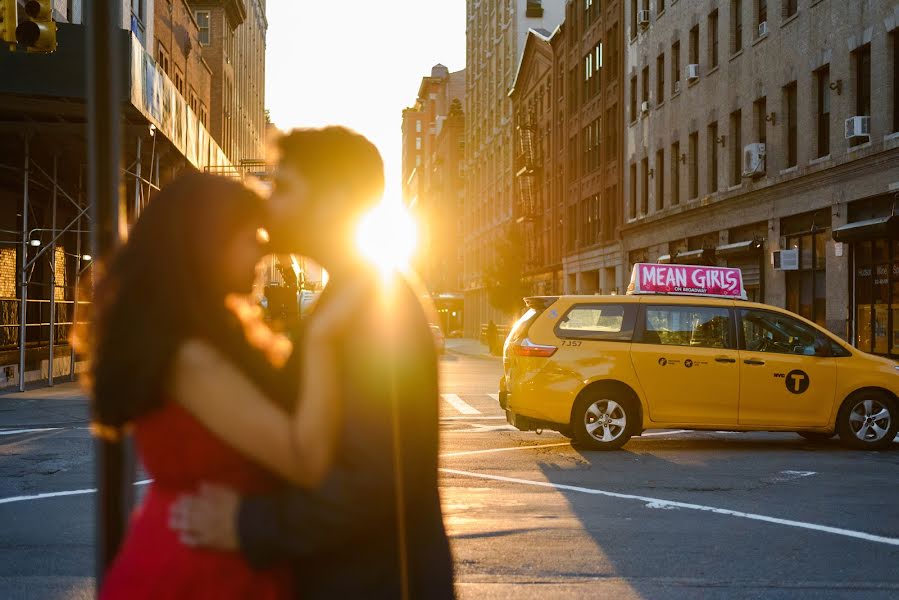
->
[416,120,422,133]
[671,141,680,205]
[640,156,649,215]
[195,10,211,45]
[643,305,732,349]
[740,309,823,355]
[655,148,664,210]
[893,32,899,132]
[656,53,665,102]
[785,229,827,327]
[672,41,681,93]
[708,121,719,193]
[754,96,767,144]
[567,204,578,250]
[756,0,767,28]
[731,0,742,54]
[816,66,830,157]
[854,44,871,117]
[415,137,421,150]
[630,0,638,39]
[173,66,184,96]
[630,76,638,121]
[629,163,637,218]
[785,81,797,167]
[689,131,699,199]
[658,0,665,14]
[784,0,797,19]
[730,109,742,186]
[854,240,899,356]
[156,42,170,74]
[709,10,719,68]
[557,304,636,341]
[689,25,699,65]
[641,65,649,107]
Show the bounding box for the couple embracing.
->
[86,128,454,599]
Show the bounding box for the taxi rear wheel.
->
[572,395,635,451]
[836,391,898,451]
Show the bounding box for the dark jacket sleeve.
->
[237,281,438,569]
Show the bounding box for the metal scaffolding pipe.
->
[48,155,57,387]
[18,137,29,393]
[134,136,142,219]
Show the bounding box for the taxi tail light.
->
[513,338,558,357]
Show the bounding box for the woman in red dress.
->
[83,173,357,599]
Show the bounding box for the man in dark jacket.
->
[171,127,454,599]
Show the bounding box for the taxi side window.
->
[740,309,825,356]
[555,304,636,341]
[642,306,732,349]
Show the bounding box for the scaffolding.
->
[0,133,162,392]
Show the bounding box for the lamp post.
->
[87,0,132,586]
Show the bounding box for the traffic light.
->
[0,0,16,50]
[16,0,56,53]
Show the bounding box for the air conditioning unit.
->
[844,115,871,139]
[641,100,650,114]
[686,63,700,81]
[638,10,651,28]
[773,248,799,271]
[673,80,681,94]
[742,143,766,178]
[758,21,769,37]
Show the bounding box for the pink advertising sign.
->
[627,263,746,300]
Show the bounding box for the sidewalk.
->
[446,338,502,361]
[0,381,89,430]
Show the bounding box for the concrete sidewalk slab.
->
[447,338,501,361]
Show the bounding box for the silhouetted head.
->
[268,127,385,269]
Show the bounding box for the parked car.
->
[430,324,446,354]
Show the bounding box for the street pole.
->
[48,154,57,386]
[86,0,131,587]
[18,136,29,393]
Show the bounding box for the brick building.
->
[622,0,899,356]
[464,0,566,336]
[154,0,212,128]
[188,0,267,165]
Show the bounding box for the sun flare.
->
[356,199,418,274]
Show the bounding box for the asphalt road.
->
[1,348,898,599]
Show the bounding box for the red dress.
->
[100,403,292,599]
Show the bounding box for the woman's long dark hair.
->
[84,172,286,429]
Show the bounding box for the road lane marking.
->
[441,442,570,458]
[0,428,61,436]
[439,468,899,548]
[441,394,481,415]
[0,479,153,506]
[487,393,499,401]
[774,470,817,482]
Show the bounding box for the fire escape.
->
[515,116,542,275]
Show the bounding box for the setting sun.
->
[356,199,419,274]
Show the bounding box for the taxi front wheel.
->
[836,391,898,451]
[572,394,635,451]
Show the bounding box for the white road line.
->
[441,393,481,415]
[0,427,61,436]
[441,442,570,458]
[487,393,499,401]
[638,429,691,437]
[0,479,153,506]
[439,468,899,548]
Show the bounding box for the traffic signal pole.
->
[86,0,132,587]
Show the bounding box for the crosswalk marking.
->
[441,393,481,415]
[487,393,499,401]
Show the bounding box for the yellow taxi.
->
[499,263,899,451]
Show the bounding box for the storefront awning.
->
[832,216,899,242]
[715,240,763,256]
[658,248,715,265]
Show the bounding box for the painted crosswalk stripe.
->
[441,393,481,415]
[487,393,499,401]
[0,427,61,436]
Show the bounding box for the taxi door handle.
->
[714,356,737,363]
[744,359,765,366]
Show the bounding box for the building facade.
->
[402,65,466,332]
[464,0,567,336]
[188,0,267,166]
[154,0,212,128]
[622,0,899,356]
[558,0,625,295]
